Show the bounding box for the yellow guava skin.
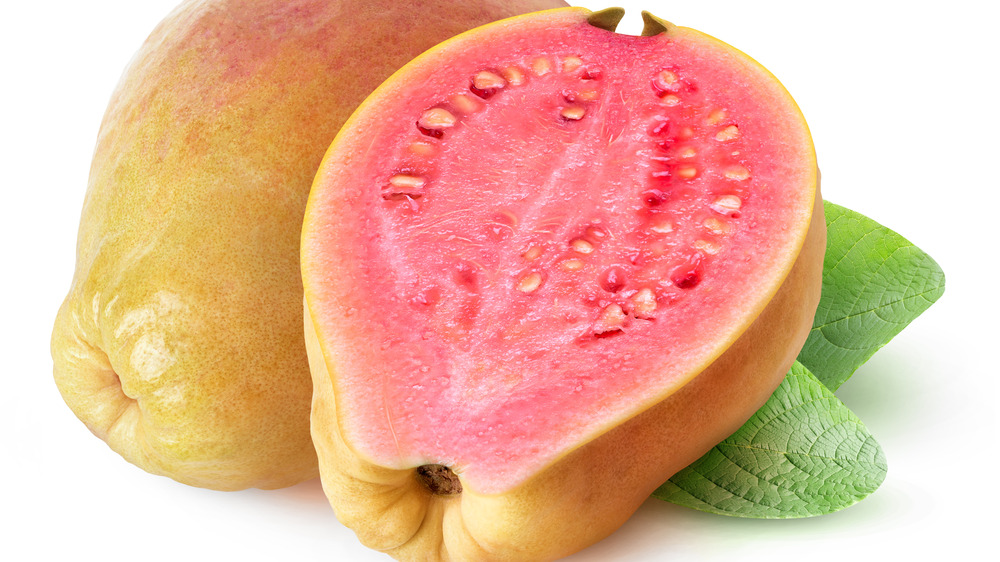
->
[303,7,826,559]
[51,0,568,491]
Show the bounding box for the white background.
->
[3,1,996,560]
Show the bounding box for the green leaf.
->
[653,362,886,518]
[799,202,946,390]
[653,202,946,517]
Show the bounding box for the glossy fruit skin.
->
[303,7,825,559]
[51,0,567,491]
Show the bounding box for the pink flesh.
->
[305,14,813,493]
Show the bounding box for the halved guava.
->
[302,7,824,560]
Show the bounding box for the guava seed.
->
[473,70,506,90]
[585,226,607,241]
[471,70,506,99]
[725,166,751,181]
[677,166,698,179]
[715,125,740,141]
[562,56,583,73]
[418,108,457,130]
[694,239,721,255]
[522,246,543,261]
[388,174,426,189]
[594,304,626,334]
[652,70,678,93]
[531,57,552,76]
[563,89,599,103]
[561,106,586,121]
[570,238,594,254]
[711,195,742,215]
[502,66,526,86]
[703,217,730,235]
[518,272,543,293]
[630,288,657,319]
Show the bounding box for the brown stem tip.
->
[416,464,463,495]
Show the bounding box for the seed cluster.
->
[414,55,601,140]
[382,57,760,341]
[635,66,756,280]
[383,55,602,204]
[514,222,662,337]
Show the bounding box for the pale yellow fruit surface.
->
[52,0,568,491]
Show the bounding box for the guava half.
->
[302,7,825,559]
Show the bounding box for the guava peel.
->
[51,0,566,491]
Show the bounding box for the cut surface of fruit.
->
[305,9,825,560]
[304,8,818,497]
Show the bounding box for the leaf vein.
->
[811,285,943,331]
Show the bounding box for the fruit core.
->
[305,13,814,493]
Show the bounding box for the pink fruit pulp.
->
[303,11,815,494]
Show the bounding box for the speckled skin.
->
[51,0,566,491]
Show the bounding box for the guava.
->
[302,7,825,559]
[51,0,566,491]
